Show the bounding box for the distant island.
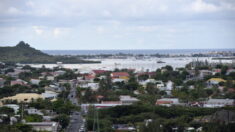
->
[0,41,100,64]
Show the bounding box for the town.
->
[0,58,235,132]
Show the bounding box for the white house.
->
[25,108,43,116]
[199,70,212,79]
[166,81,174,91]
[41,91,58,99]
[30,79,41,85]
[26,122,59,132]
[207,78,226,86]
[79,83,99,91]
[4,104,20,114]
[226,69,235,75]
[157,83,165,89]
[119,95,139,105]
[139,79,156,86]
[112,78,127,83]
[54,70,66,76]
[204,99,235,108]
[46,76,55,81]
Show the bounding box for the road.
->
[66,82,85,132]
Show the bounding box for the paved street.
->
[66,82,85,132]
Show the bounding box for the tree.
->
[146,83,158,95]
[221,65,228,75]
[165,65,173,71]
[53,114,70,129]
[83,88,96,103]
[15,123,33,132]
[39,80,51,87]
[139,120,163,132]
[0,124,21,132]
[0,106,15,115]
[228,72,235,80]
[52,99,77,114]
[138,74,149,81]
[25,114,43,122]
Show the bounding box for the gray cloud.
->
[0,0,235,49]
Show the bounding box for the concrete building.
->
[156,98,180,107]
[4,104,20,114]
[41,91,58,99]
[46,76,55,81]
[204,99,235,108]
[25,108,43,115]
[10,79,28,86]
[119,95,139,105]
[79,83,99,91]
[207,78,226,85]
[30,79,41,85]
[26,122,59,132]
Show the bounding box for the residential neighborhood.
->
[1,0,235,131]
[0,59,235,131]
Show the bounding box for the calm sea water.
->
[28,57,232,72]
[42,49,235,55]
[29,49,234,71]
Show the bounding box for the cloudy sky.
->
[0,0,235,50]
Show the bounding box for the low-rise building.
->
[226,69,235,75]
[4,104,19,114]
[25,107,43,115]
[92,70,107,76]
[119,95,139,105]
[112,124,136,131]
[41,91,58,99]
[207,78,226,85]
[139,79,157,86]
[204,99,235,108]
[112,78,127,83]
[30,79,41,85]
[212,69,221,75]
[84,74,95,82]
[26,122,59,132]
[54,70,66,76]
[46,76,55,81]
[10,79,28,86]
[199,70,212,79]
[111,72,129,79]
[79,82,99,91]
[156,98,180,107]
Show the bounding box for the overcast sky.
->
[0,0,235,50]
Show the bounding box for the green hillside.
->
[0,41,100,64]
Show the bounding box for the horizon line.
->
[41,48,235,51]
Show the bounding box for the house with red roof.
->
[84,74,95,82]
[156,98,180,107]
[212,69,221,75]
[92,70,107,76]
[10,79,28,86]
